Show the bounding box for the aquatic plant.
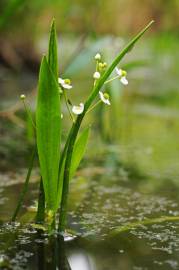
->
[11,19,154,232]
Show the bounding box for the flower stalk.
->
[58,20,154,231]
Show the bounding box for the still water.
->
[1,111,179,270]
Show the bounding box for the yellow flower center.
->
[121,70,127,77]
[103,93,110,100]
[64,79,71,85]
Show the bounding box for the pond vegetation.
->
[0,8,179,270]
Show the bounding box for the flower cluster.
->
[56,53,128,116]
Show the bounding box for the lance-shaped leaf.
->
[70,126,90,179]
[56,127,90,208]
[36,56,61,211]
[48,18,58,79]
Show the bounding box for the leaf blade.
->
[48,18,58,79]
[70,127,90,179]
[36,56,61,211]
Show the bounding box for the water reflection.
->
[68,250,96,270]
[35,232,71,270]
[35,232,96,270]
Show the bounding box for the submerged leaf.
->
[36,56,61,211]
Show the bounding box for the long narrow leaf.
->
[48,18,58,79]
[36,56,61,211]
[70,127,90,179]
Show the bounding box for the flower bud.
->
[20,94,26,100]
[94,53,101,61]
[93,71,101,79]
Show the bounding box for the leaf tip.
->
[51,18,56,30]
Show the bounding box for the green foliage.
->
[70,127,90,179]
[36,19,61,213]
[59,20,154,231]
[12,19,153,230]
[36,56,61,211]
[56,127,90,208]
[48,19,58,79]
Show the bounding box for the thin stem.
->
[57,132,71,188]
[95,61,98,72]
[86,100,102,114]
[63,90,75,122]
[22,100,36,129]
[58,121,80,231]
[11,147,36,221]
[104,75,119,84]
[57,126,75,228]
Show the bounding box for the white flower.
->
[120,76,128,85]
[72,103,84,115]
[99,91,111,105]
[58,78,72,89]
[115,67,128,85]
[93,71,101,79]
[94,53,101,60]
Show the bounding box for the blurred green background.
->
[1,0,179,35]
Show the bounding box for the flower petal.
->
[95,53,101,60]
[63,84,73,89]
[105,99,111,105]
[93,71,101,79]
[99,91,110,105]
[120,76,128,85]
[58,78,65,84]
[72,103,84,115]
[115,67,122,77]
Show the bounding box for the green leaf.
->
[48,18,58,79]
[36,56,61,211]
[56,127,90,207]
[70,127,90,179]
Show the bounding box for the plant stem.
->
[22,100,36,129]
[63,90,74,122]
[58,21,154,232]
[86,100,101,114]
[104,75,119,84]
[58,120,82,231]
[11,147,36,221]
[36,178,45,223]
